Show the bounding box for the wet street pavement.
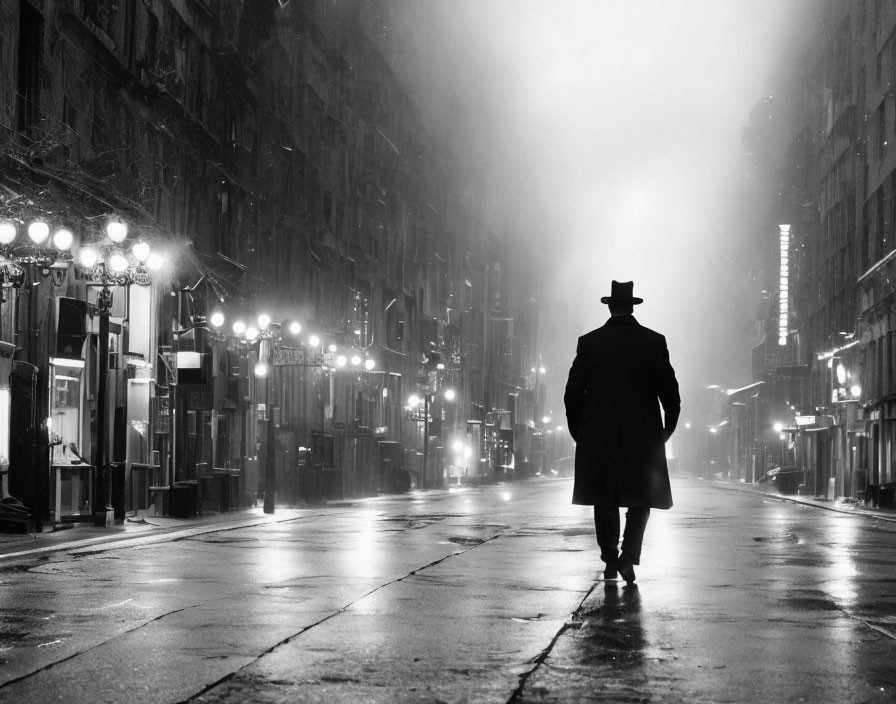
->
[1,477,895,703]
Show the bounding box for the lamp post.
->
[214,313,307,510]
[77,219,160,526]
[0,218,75,532]
[407,387,455,490]
[241,314,280,514]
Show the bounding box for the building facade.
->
[0,0,543,530]
[733,0,896,504]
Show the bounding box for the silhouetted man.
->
[564,280,680,584]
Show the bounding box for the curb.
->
[704,478,896,523]
[0,509,309,562]
[0,478,560,562]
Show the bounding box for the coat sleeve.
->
[656,336,681,441]
[564,337,587,443]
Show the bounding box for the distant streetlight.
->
[408,387,456,489]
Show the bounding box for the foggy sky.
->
[415,0,802,411]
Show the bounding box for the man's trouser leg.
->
[621,507,650,565]
[593,505,620,565]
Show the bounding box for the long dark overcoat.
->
[564,314,680,509]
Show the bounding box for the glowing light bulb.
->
[28,221,49,244]
[132,241,150,262]
[109,252,129,273]
[106,220,127,243]
[146,252,164,270]
[0,222,16,245]
[232,321,246,335]
[78,247,99,268]
[52,228,73,251]
[210,312,225,328]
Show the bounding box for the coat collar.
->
[605,314,638,326]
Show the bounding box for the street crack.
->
[179,532,503,703]
[505,581,600,704]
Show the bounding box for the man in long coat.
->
[564,280,680,584]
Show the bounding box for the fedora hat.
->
[600,280,643,305]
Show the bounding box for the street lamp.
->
[233,314,280,514]
[0,218,76,532]
[77,220,160,526]
[215,311,308,510]
[407,387,455,490]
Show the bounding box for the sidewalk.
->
[0,508,308,561]
[704,476,896,523]
[0,485,466,561]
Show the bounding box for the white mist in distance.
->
[396,1,804,409]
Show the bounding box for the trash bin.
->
[170,480,198,518]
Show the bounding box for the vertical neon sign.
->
[778,224,790,346]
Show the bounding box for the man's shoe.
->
[603,563,618,580]
[617,553,636,584]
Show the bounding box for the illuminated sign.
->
[778,224,790,346]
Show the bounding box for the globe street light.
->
[408,387,456,490]
[76,219,160,526]
[0,218,77,532]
